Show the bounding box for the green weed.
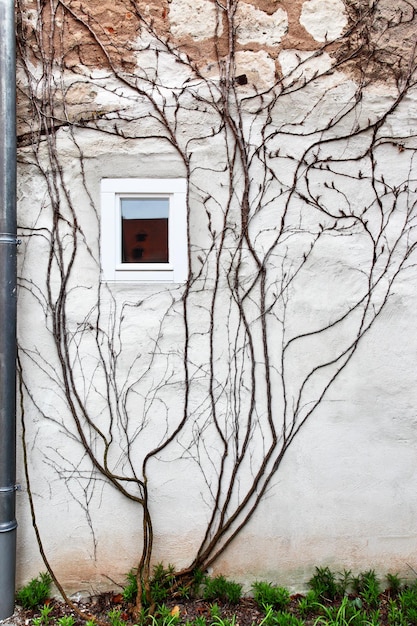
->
[313,596,365,626]
[123,569,138,603]
[366,609,381,626]
[191,569,206,597]
[16,573,53,609]
[185,617,207,626]
[298,591,319,617]
[33,612,76,626]
[32,605,53,626]
[308,568,340,602]
[386,574,402,597]
[252,604,303,626]
[398,583,417,624]
[176,585,192,600]
[56,617,76,626]
[271,612,304,626]
[147,613,180,626]
[122,563,179,607]
[336,571,353,597]
[147,604,180,626]
[352,570,380,608]
[388,600,407,626]
[210,615,236,626]
[107,608,125,626]
[252,581,290,611]
[257,605,275,626]
[151,564,177,605]
[203,575,242,604]
[39,604,54,625]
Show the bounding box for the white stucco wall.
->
[15,0,417,594]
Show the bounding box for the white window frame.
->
[101,178,188,283]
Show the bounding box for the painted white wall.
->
[15,1,417,595]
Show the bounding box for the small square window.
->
[121,197,169,263]
[101,179,188,282]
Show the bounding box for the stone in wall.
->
[235,49,276,85]
[169,0,223,41]
[299,0,347,42]
[235,3,288,46]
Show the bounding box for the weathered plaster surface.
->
[278,49,334,82]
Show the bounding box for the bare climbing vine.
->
[15,0,417,618]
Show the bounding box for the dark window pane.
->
[121,198,169,263]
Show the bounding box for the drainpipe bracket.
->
[0,233,20,245]
[0,520,17,533]
[0,485,21,493]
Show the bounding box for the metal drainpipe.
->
[0,0,18,620]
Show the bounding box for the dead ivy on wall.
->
[15,0,417,619]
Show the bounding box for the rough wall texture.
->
[15,0,417,593]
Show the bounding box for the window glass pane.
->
[121,197,169,263]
